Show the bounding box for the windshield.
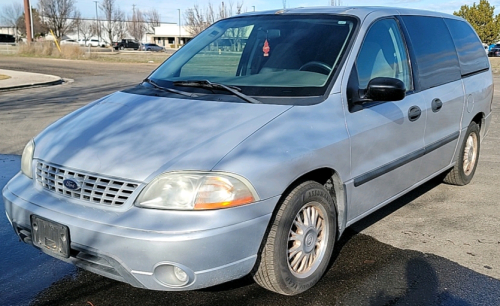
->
[149,14,357,100]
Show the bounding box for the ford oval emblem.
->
[63,179,81,191]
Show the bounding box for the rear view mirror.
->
[257,29,281,39]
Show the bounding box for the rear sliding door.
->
[399,16,464,179]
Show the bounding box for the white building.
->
[0,26,16,35]
[150,23,192,47]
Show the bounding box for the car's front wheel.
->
[253,181,336,295]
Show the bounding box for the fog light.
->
[174,266,188,283]
[154,263,193,287]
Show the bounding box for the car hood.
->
[34,91,291,182]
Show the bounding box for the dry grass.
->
[16,41,87,60]
[10,42,168,63]
[89,52,170,64]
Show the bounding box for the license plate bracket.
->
[31,215,70,258]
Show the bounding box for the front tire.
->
[253,181,336,295]
[444,121,480,185]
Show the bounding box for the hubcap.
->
[287,202,329,278]
[463,132,478,176]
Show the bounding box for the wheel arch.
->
[471,112,486,140]
[471,112,485,128]
[273,167,348,240]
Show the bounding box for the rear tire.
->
[444,121,480,186]
[253,181,336,295]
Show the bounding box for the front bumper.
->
[3,172,277,290]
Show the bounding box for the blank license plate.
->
[31,215,70,258]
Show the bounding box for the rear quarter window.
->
[401,16,461,91]
[444,19,489,76]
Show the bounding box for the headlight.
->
[21,139,35,179]
[135,172,259,210]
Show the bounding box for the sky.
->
[31,0,500,24]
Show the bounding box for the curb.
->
[0,78,64,92]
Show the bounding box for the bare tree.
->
[127,8,146,42]
[184,1,244,36]
[185,5,208,36]
[99,0,122,44]
[218,1,244,18]
[115,10,127,40]
[75,18,95,43]
[38,0,79,40]
[0,2,23,40]
[145,9,161,33]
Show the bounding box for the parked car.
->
[113,39,140,50]
[86,39,105,47]
[3,7,492,296]
[60,39,79,45]
[483,43,489,54]
[488,44,500,57]
[141,43,165,52]
[0,33,15,43]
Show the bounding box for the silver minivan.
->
[3,7,492,295]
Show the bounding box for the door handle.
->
[408,106,421,122]
[432,98,443,112]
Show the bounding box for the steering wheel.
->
[299,61,332,75]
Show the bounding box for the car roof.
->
[236,6,462,21]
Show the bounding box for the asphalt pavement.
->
[1,57,500,306]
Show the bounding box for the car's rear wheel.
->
[253,181,336,295]
[444,121,480,185]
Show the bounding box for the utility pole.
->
[23,0,32,43]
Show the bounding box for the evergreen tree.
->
[454,0,500,44]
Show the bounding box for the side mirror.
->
[365,77,406,102]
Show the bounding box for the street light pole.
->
[94,1,99,42]
[29,1,34,40]
[178,9,181,49]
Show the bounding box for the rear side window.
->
[444,19,489,76]
[401,16,461,91]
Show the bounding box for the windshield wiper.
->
[143,78,198,98]
[173,80,262,104]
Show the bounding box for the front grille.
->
[35,161,139,206]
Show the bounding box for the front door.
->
[344,18,426,221]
